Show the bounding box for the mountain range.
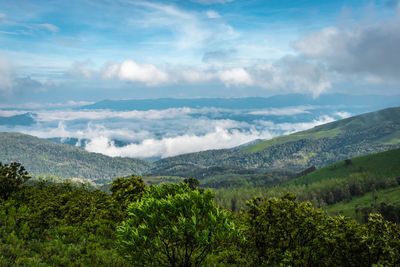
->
[1,106,400,183]
[81,94,400,111]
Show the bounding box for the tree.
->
[0,162,30,200]
[242,193,328,266]
[117,183,236,266]
[110,174,145,209]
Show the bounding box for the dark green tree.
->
[110,174,146,208]
[0,162,30,200]
[242,193,328,266]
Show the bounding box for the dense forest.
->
[0,133,151,183]
[1,162,399,266]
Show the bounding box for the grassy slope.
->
[243,128,341,153]
[288,147,400,186]
[286,148,400,219]
[0,132,152,182]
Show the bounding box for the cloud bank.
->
[0,105,344,159]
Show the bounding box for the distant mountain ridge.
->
[0,113,35,126]
[81,94,400,111]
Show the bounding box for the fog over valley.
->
[1,95,396,159]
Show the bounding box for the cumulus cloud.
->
[102,60,258,88]
[335,111,351,119]
[103,60,169,86]
[85,126,272,158]
[218,68,253,86]
[246,57,332,97]
[0,56,48,96]
[293,11,400,83]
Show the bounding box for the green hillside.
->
[325,185,400,219]
[151,106,400,174]
[289,147,400,186]
[0,132,152,182]
[213,147,400,213]
[244,106,400,153]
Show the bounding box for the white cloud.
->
[206,10,221,19]
[248,106,313,116]
[67,60,94,78]
[84,126,272,158]
[104,60,169,86]
[335,111,351,119]
[179,69,215,83]
[1,105,344,159]
[259,115,336,135]
[218,68,253,87]
[33,107,194,122]
[293,12,400,83]
[0,56,13,95]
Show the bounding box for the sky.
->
[1,0,400,106]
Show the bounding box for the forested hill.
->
[0,132,151,182]
[150,106,400,174]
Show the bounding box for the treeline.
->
[1,162,400,266]
[214,172,400,214]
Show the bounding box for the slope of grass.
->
[242,128,341,153]
[288,147,400,186]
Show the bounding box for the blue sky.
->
[1,0,400,105]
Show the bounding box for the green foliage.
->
[239,194,400,266]
[117,183,237,266]
[326,185,400,220]
[0,176,127,266]
[241,193,327,266]
[110,175,146,208]
[214,148,400,213]
[0,162,30,200]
